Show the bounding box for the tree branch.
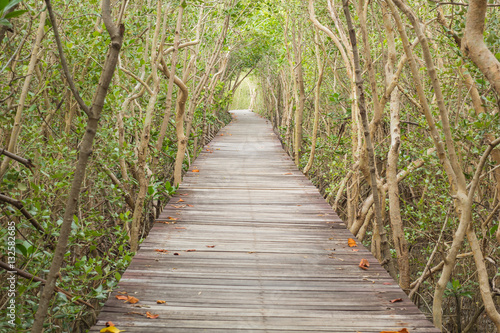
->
[0,148,33,169]
[45,0,91,117]
[0,260,94,308]
[0,194,45,234]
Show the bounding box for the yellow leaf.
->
[100,326,125,332]
[348,238,357,247]
[156,300,166,304]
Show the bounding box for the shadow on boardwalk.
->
[90,110,439,332]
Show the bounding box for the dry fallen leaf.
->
[348,238,357,247]
[156,300,166,304]
[283,172,292,175]
[155,249,169,253]
[383,282,392,285]
[177,199,185,202]
[171,204,186,208]
[167,216,179,220]
[206,245,215,248]
[359,259,370,270]
[116,295,139,304]
[390,298,403,303]
[146,311,159,319]
[100,326,125,333]
[185,249,196,252]
[352,249,359,252]
[187,204,194,207]
[127,296,139,304]
[175,227,186,229]
[192,169,200,172]
[380,329,409,333]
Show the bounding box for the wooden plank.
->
[90,110,439,332]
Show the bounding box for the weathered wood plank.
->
[90,110,438,332]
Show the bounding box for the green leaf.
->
[18,183,27,191]
[16,242,27,257]
[114,272,121,281]
[4,0,23,13]
[0,0,8,12]
[4,9,26,19]
[0,17,12,28]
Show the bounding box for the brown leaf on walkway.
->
[171,205,186,208]
[206,245,215,248]
[167,216,179,220]
[383,282,392,285]
[175,227,186,229]
[146,311,159,319]
[192,169,200,172]
[359,259,369,270]
[380,329,409,333]
[155,249,169,253]
[352,249,359,252]
[187,204,194,207]
[156,300,166,304]
[126,296,139,304]
[283,172,292,175]
[348,238,357,247]
[115,295,128,301]
[177,199,185,202]
[185,249,196,252]
[390,298,403,303]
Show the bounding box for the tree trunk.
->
[130,0,168,252]
[382,0,410,291]
[0,10,47,179]
[291,22,305,166]
[303,29,324,174]
[31,1,124,330]
[343,0,395,277]
[463,0,500,96]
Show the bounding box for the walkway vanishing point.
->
[90,110,439,333]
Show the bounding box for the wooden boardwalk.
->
[90,110,439,332]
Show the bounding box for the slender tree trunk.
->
[304,29,324,174]
[152,4,185,170]
[291,23,305,166]
[382,0,410,291]
[31,1,125,330]
[0,11,46,179]
[343,0,395,276]
[130,0,168,252]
